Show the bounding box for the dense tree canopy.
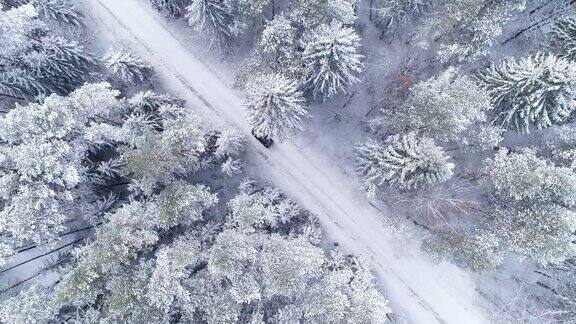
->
[0,4,96,101]
[481,53,576,133]
[356,132,454,196]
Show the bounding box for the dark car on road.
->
[252,130,274,148]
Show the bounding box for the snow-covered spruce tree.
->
[221,157,243,176]
[211,127,247,174]
[0,4,96,100]
[552,15,576,60]
[481,53,576,133]
[302,21,363,100]
[0,0,26,9]
[0,70,46,102]
[127,89,184,116]
[244,73,310,140]
[356,132,454,196]
[186,0,233,49]
[0,4,52,99]
[33,0,83,26]
[214,128,244,157]
[149,0,186,17]
[31,36,97,94]
[103,47,154,86]
[395,67,492,144]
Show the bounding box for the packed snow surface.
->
[86,0,489,322]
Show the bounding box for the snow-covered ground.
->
[84,0,491,322]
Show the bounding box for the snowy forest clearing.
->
[84,0,489,322]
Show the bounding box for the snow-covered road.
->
[85,0,489,322]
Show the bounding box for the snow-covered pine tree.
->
[342,257,392,323]
[486,148,576,265]
[271,253,390,323]
[155,181,218,228]
[227,180,300,229]
[205,218,388,323]
[425,228,504,271]
[221,157,243,176]
[30,36,97,94]
[260,234,326,298]
[481,53,576,133]
[244,73,310,141]
[186,268,243,323]
[258,14,296,69]
[356,132,454,195]
[494,204,576,265]
[302,21,363,100]
[214,128,244,157]
[486,148,576,207]
[0,4,96,99]
[121,109,211,195]
[186,0,233,49]
[150,0,185,17]
[0,81,220,266]
[0,3,42,56]
[33,0,82,26]
[103,47,154,86]
[395,67,492,143]
[553,15,576,60]
[145,239,199,313]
